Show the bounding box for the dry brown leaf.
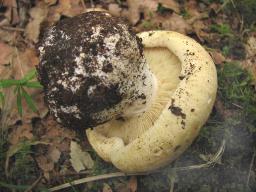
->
[2,0,16,7]
[127,0,180,25]
[0,29,17,43]
[103,183,113,192]
[44,0,58,6]
[47,0,86,25]
[192,20,208,42]
[160,13,191,34]
[12,48,39,79]
[185,0,201,18]
[210,50,226,64]
[245,35,256,58]
[128,176,137,192]
[8,123,34,145]
[48,146,61,163]
[70,141,94,172]
[0,42,13,71]
[36,155,54,179]
[158,0,180,13]
[25,3,48,43]
[108,4,122,17]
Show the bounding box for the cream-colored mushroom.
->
[86,31,217,173]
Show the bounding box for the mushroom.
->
[37,11,217,173]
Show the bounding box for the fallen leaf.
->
[47,0,86,25]
[245,35,256,58]
[5,140,48,177]
[127,0,180,25]
[158,0,180,13]
[0,29,17,43]
[25,2,48,43]
[0,42,13,76]
[160,13,191,34]
[48,146,61,163]
[108,4,122,17]
[192,20,208,42]
[103,183,113,192]
[128,176,137,192]
[70,141,94,172]
[36,155,55,180]
[210,50,226,64]
[8,123,34,145]
[2,0,16,7]
[44,0,58,6]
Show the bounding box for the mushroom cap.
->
[37,12,154,129]
[86,31,218,173]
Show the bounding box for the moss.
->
[229,0,256,26]
[217,62,256,116]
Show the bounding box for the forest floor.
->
[0,0,256,192]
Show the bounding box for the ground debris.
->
[70,141,94,173]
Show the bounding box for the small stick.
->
[24,174,43,192]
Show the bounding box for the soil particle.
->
[169,99,186,120]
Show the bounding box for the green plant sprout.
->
[210,23,233,37]
[0,69,42,116]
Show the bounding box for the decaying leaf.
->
[128,176,137,192]
[47,0,86,25]
[0,42,13,77]
[25,3,48,43]
[70,141,94,172]
[44,0,58,6]
[127,0,180,25]
[5,140,49,177]
[245,35,256,58]
[108,4,122,17]
[210,50,226,65]
[242,33,256,81]
[8,123,34,145]
[160,13,191,34]
[36,155,55,180]
[103,183,113,192]
[48,145,61,163]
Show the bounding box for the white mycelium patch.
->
[60,30,71,40]
[60,105,81,119]
[91,25,102,39]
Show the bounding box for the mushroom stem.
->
[121,67,158,118]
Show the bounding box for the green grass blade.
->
[21,87,37,113]
[21,69,37,83]
[0,79,20,88]
[24,81,43,88]
[16,87,22,116]
[0,91,4,106]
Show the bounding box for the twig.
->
[49,172,135,192]
[24,174,43,192]
[232,103,243,109]
[49,139,226,192]
[0,26,25,32]
[246,150,256,187]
